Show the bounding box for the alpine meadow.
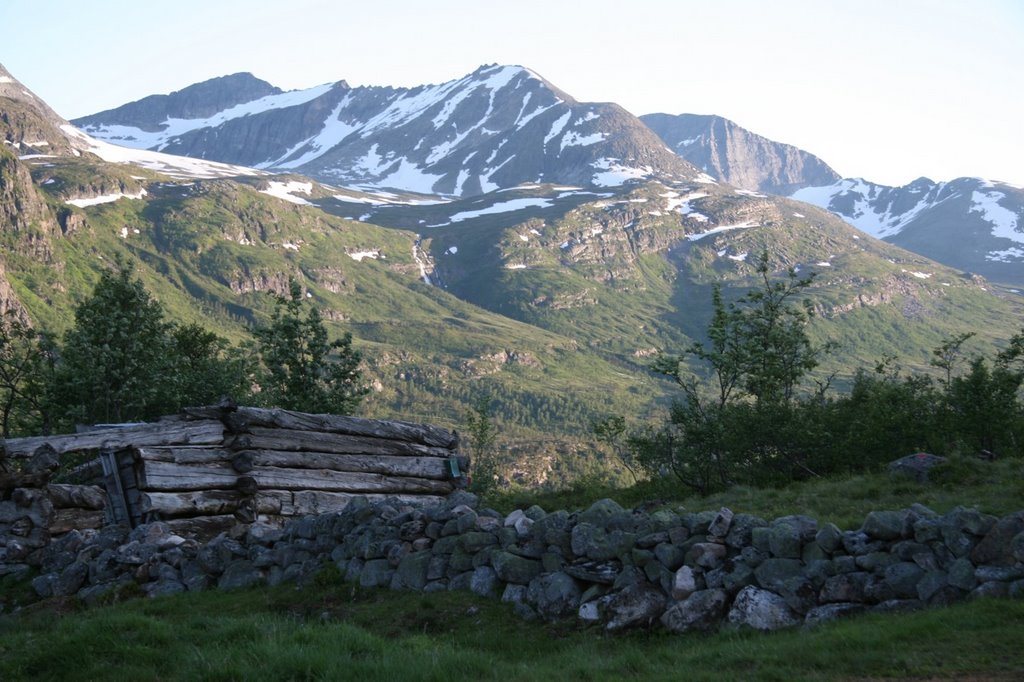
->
[2,37,1024,682]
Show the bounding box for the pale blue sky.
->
[3,0,1022,187]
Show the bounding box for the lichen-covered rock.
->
[492,550,542,584]
[527,572,581,620]
[970,512,1024,566]
[469,566,499,597]
[727,586,800,631]
[768,523,803,559]
[863,510,910,541]
[606,582,667,630]
[660,588,728,633]
[576,499,625,528]
[815,523,843,554]
[707,507,734,539]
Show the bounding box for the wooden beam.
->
[227,427,458,458]
[2,420,225,459]
[45,484,106,510]
[225,406,458,449]
[140,490,286,518]
[49,508,105,534]
[135,459,454,495]
[231,448,462,480]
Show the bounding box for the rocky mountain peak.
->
[73,64,698,195]
[641,112,840,195]
[73,72,284,132]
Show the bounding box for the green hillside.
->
[4,145,1024,488]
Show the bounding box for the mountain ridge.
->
[72,64,700,196]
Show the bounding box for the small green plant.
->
[465,397,498,493]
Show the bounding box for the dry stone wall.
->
[17,492,1024,632]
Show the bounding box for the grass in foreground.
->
[0,579,1022,681]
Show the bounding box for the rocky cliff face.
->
[0,63,82,156]
[74,65,700,195]
[641,113,840,195]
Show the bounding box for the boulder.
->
[491,551,542,584]
[527,572,582,620]
[660,588,728,633]
[605,583,667,630]
[217,560,263,590]
[971,512,1024,566]
[469,566,499,597]
[727,586,800,631]
[888,453,946,482]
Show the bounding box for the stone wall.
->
[17,491,1024,631]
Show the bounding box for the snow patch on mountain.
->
[971,188,1021,243]
[377,158,444,195]
[444,197,554,223]
[987,247,1024,262]
[61,125,260,179]
[260,181,313,205]
[687,222,759,241]
[560,131,606,151]
[270,95,358,169]
[792,178,947,239]
[544,111,572,147]
[591,158,651,187]
[66,188,148,208]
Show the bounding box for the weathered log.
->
[133,447,231,465]
[49,508,105,534]
[226,427,459,459]
[236,475,259,496]
[164,514,238,541]
[180,398,237,422]
[0,470,53,490]
[140,490,285,518]
[136,459,454,495]
[231,448,464,480]
[224,406,458,449]
[2,420,225,459]
[231,451,255,474]
[45,484,106,510]
[283,490,446,516]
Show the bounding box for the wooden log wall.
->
[0,446,108,565]
[1,405,466,540]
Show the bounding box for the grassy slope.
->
[9,157,1024,489]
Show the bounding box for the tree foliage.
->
[0,312,54,437]
[631,252,1024,495]
[55,262,174,425]
[466,397,499,493]
[252,279,367,414]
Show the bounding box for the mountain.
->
[792,177,1024,286]
[73,65,699,196]
[639,110,1024,286]
[5,63,1024,488]
[640,113,840,195]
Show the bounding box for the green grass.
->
[3,461,1024,680]
[487,456,1024,529]
[1,576,1022,681]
